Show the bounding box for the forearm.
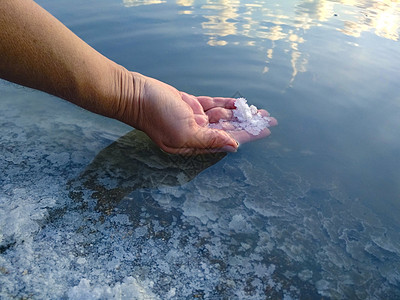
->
[0,0,130,119]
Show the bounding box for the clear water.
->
[1,0,400,298]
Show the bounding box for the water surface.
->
[1,0,400,298]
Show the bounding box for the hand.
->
[116,72,277,154]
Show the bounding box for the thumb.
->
[186,126,238,153]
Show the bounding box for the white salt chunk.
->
[209,97,272,135]
[77,257,86,265]
[250,105,258,115]
[233,98,271,135]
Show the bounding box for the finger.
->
[258,109,270,117]
[180,92,205,115]
[170,125,272,154]
[208,109,277,128]
[162,126,238,154]
[266,116,278,127]
[194,114,209,127]
[163,146,232,155]
[209,121,236,131]
[251,109,278,127]
[189,126,238,150]
[197,96,236,111]
[206,107,234,123]
[218,122,236,130]
[228,127,271,145]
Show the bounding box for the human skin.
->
[0,0,277,154]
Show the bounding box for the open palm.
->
[125,73,277,154]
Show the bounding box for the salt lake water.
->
[1,0,400,298]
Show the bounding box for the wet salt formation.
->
[1,87,400,299]
[209,98,272,135]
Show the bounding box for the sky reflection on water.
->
[123,0,400,84]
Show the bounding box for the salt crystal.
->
[209,97,272,135]
[233,98,271,135]
[77,257,86,265]
[250,105,258,115]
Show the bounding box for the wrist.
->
[108,68,146,128]
[73,59,145,128]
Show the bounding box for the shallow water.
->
[1,0,400,299]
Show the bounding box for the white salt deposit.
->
[67,277,158,300]
[2,87,400,300]
[209,97,272,135]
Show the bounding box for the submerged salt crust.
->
[209,97,272,135]
[1,86,400,299]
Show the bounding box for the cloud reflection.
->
[123,0,400,83]
[123,0,165,7]
[201,0,239,46]
[176,0,195,14]
[339,0,400,40]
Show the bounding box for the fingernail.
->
[221,145,237,152]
